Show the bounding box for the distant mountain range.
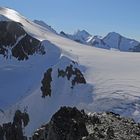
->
[33,20,140,52]
[60,30,140,52]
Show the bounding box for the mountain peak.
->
[105,32,122,38]
[103,32,122,43]
[74,29,91,38]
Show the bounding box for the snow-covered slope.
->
[60,30,140,52]
[1,7,140,137]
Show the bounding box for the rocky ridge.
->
[0,21,45,60]
[32,106,140,140]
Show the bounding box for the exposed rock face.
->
[41,61,87,98]
[32,106,140,140]
[83,111,140,140]
[60,31,68,37]
[0,110,29,140]
[41,68,52,97]
[0,21,45,60]
[58,64,86,88]
[32,107,88,140]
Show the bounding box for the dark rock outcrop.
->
[32,107,88,140]
[0,21,45,60]
[13,110,30,127]
[41,68,52,97]
[0,110,29,140]
[41,62,86,98]
[58,64,86,88]
[60,31,68,37]
[32,106,140,140]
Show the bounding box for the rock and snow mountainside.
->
[0,21,45,60]
[0,7,140,138]
[60,30,140,52]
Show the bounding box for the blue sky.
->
[1,0,140,40]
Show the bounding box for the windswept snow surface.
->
[0,7,140,136]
